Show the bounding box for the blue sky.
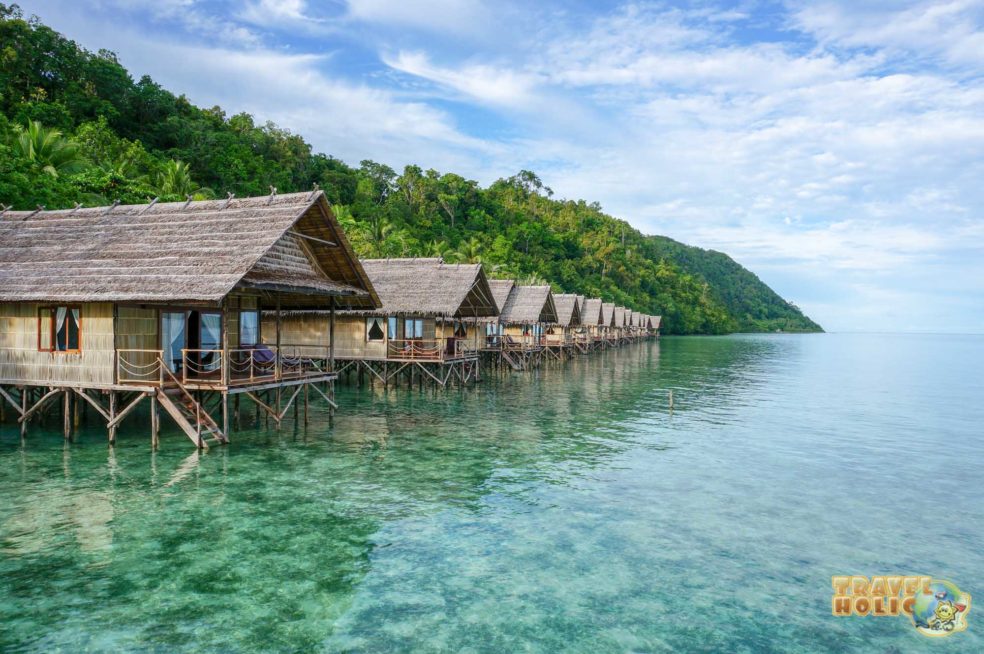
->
[23,0,984,332]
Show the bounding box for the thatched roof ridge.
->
[488,279,515,313]
[582,298,603,326]
[499,285,558,324]
[553,293,581,327]
[333,258,497,317]
[0,191,379,308]
[601,302,615,326]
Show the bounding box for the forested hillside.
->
[0,5,821,334]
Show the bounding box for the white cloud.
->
[383,51,540,107]
[789,0,984,68]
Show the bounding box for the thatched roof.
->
[488,279,515,313]
[631,311,642,327]
[499,285,558,324]
[650,315,662,329]
[614,306,626,327]
[601,302,615,326]
[0,191,379,309]
[582,298,603,326]
[553,294,581,327]
[337,258,497,318]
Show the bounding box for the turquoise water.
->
[1,334,982,652]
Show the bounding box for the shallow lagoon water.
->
[1,334,982,652]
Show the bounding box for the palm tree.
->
[519,272,548,286]
[362,214,395,257]
[426,239,453,260]
[11,120,87,178]
[451,236,483,264]
[152,160,214,199]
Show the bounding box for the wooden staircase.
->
[156,365,228,449]
[499,349,525,371]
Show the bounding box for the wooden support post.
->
[329,297,335,373]
[151,394,159,449]
[234,394,241,430]
[20,388,27,437]
[303,384,309,427]
[63,389,71,439]
[108,391,117,445]
[275,295,282,382]
[222,393,229,440]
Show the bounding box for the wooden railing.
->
[117,349,165,385]
[386,338,474,361]
[119,346,332,387]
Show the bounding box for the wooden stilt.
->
[20,388,27,437]
[222,393,229,441]
[151,394,159,449]
[63,389,71,439]
[234,393,241,430]
[108,391,117,445]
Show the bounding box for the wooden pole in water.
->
[63,389,71,439]
[222,392,229,440]
[668,389,674,411]
[150,394,159,449]
[20,388,27,437]
[108,391,117,445]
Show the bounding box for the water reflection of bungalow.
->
[546,294,582,359]
[0,191,377,448]
[274,258,498,389]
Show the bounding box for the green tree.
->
[152,160,213,199]
[10,120,86,177]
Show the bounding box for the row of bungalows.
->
[272,258,497,389]
[0,192,661,449]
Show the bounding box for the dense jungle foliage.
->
[0,5,821,334]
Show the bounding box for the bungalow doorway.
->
[161,310,222,374]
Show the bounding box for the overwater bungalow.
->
[545,294,582,359]
[580,298,605,350]
[647,315,662,339]
[482,279,514,353]
[0,191,378,448]
[274,258,498,389]
[614,307,628,345]
[601,303,617,347]
[572,295,590,353]
[495,284,558,371]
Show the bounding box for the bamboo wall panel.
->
[0,302,114,385]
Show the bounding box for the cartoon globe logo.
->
[909,579,971,637]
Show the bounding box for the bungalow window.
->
[387,317,397,340]
[453,321,467,338]
[39,306,81,352]
[366,317,385,341]
[240,310,259,347]
[404,318,423,340]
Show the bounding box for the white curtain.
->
[55,306,67,349]
[240,311,258,346]
[162,313,186,371]
[200,314,221,350]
